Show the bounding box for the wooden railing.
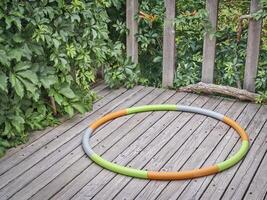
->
[126,0,263,92]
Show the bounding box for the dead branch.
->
[178,82,259,102]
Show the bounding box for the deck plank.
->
[122,98,236,200]
[0,86,143,198]
[0,86,265,200]
[73,94,207,199]
[96,96,222,200]
[3,86,152,200]
[29,87,167,200]
[243,132,267,200]
[153,101,255,200]
[187,104,260,198]
[15,87,157,200]
[51,90,187,200]
[113,96,223,200]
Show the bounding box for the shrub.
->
[0,0,114,157]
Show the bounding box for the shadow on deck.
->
[0,83,266,200]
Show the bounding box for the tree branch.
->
[178,82,259,102]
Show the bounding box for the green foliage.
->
[137,1,165,87]
[121,0,267,94]
[253,0,267,20]
[256,47,267,92]
[174,3,207,87]
[104,58,141,89]
[0,0,112,157]
[103,2,145,89]
[256,91,267,103]
[103,41,141,89]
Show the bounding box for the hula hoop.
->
[82,105,249,180]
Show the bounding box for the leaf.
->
[15,62,31,72]
[59,57,67,65]
[17,77,38,94]
[52,38,60,49]
[40,75,58,89]
[3,121,12,136]
[13,34,24,43]
[92,29,97,39]
[22,44,32,60]
[65,105,74,116]
[17,70,39,85]
[13,17,22,31]
[153,56,162,63]
[71,14,81,23]
[10,115,25,124]
[59,84,76,99]
[8,48,23,62]
[10,73,24,97]
[0,50,9,66]
[72,103,86,114]
[53,93,63,105]
[125,68,132,75]
[29,44,44,55]
[5,17,12,29]
[0,72,8,92]
[11,120,22,133]
[0,147,6,158]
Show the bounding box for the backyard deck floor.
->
[0,83,266,200]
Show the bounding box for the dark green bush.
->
[0,0,120,157]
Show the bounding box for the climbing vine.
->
[0,0,121,157]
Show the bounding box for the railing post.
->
[243,0,262,92]
[126,0,138,64]
[201,0,219,83]
[162,0,176,88]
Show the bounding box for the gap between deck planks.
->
[0,85,266,200]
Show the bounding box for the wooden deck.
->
[0,84,266,200]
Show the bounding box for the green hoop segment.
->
[82,105,249,180]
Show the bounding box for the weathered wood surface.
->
[0,84,266,200]
[162,0,176,88]
[201,0,219,83]
[243,0,262,92]
[126,0,138,63]
[178,82,260,102]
